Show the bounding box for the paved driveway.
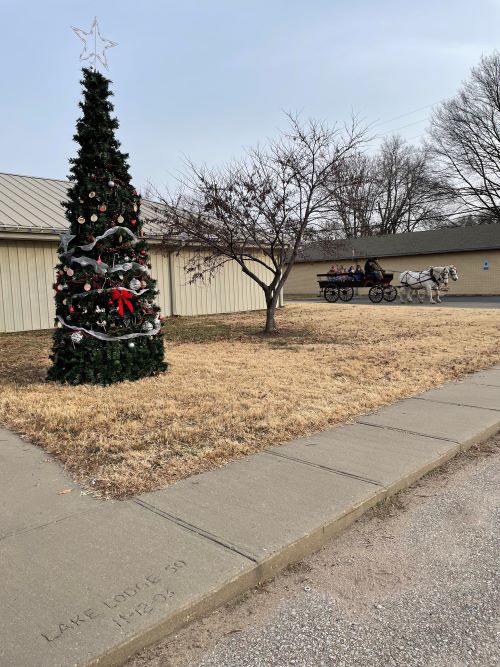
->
[287,295,500,309]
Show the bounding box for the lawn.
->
[0,303,498,498]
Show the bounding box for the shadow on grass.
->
[0,314,320,389]
[165,315,317,347]
[0,330,51,386]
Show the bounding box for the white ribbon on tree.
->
[70,256,147,274]
[59,227,139,256]
[71,285,151,299]
[57,315,161,341]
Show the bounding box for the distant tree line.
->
[324,136,450,238]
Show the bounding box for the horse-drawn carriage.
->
[317,272,398,303]
[317,264,458,304]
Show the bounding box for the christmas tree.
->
[48,68,167,385]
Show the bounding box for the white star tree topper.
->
[71,17,117,70]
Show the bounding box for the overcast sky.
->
[2,0,500,191]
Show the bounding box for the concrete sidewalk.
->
[1,366,500,667]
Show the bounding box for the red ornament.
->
[69,305,75,313]
[108,299,113,306]
[140,249,146,255]
[130,219,137,226]
[97,255,102,265]
[111,288,134,317]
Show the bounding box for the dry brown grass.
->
[0,303,499,498]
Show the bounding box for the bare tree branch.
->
[429,51,500,222]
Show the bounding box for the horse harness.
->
[400,268,447,288]
[429,268,440,285]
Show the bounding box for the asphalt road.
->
[127,435,500,667]
[287,295,500,309]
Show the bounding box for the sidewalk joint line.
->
[263,450,383,487]
[354,420,461,444]
[414,396,500,412]
[0,506,104,543]
[132,498,259,563]
[463,382,500,388]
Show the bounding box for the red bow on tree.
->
[111,288,134,317]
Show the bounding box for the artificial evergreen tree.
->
[48,68,167,385]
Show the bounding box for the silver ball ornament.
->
[128,341,135,349]
[129,278,141,291]
[70,331,84,344]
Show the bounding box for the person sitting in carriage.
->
[364,257,384,283]
[353,264,364,281]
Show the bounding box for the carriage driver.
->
[364,257,385,282]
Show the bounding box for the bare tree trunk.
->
[264,291,280,334]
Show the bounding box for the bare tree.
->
[324,136,448,237]
[373,135,449,234]
[152,115,365,333]
[429,52,500,220]
[326,151,379,238]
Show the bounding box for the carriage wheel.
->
[324,287,339,303]
[338,286,354,302]
[383,285,398,302]
[369,286,384,303]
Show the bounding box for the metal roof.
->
[296,224,500,262]
[0,172,166,237]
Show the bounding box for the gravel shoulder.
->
[126,433,500,667]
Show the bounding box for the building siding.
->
[285,250,500,296]
[0,240,269,333]
[170,249,268,316]
[149,247,173,317]
[0,240,58,332]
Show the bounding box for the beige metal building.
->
[0,173,277,333]
[286,226,500,297]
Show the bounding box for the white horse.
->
[399,265,458,304]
